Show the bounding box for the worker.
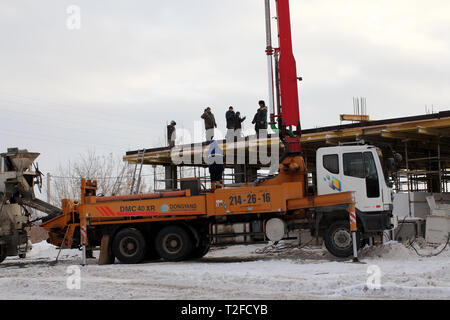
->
[252,108,260,134]
[234,112,246,138]
[254,100,268,137]
[167,120,177,148]
[206,140,225,189]
[201,107,217,141]
[225,106,236,139]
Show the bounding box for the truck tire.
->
[112,228,147,264]
[190,242,210,259]
[0,245,7,263]
[155,226,193,262]
[324,220,360,258]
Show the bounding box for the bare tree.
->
[49,149,147,206]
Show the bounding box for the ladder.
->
[111,165,126,196]
[130,149,146,194]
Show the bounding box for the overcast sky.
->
[1,0,449,176]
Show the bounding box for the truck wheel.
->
[0,245,7,263]
[155,226,193,262]
[190,242,210,259]
[112,228,147,264]
[324,220,360,258]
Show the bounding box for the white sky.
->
[1,0,449,176]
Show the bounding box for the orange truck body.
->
[41,156,356,264]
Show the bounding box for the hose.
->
[408,235,449,258]
[395,216,449,257]
[270,123,294,138]
[255,238,315,254]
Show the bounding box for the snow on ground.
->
[0,240,448,300]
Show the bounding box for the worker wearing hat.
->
[201,107,218,141]
[167,120,177,148]
[225,106,236,140]
[234,111,246,138]
[252,100,268,138]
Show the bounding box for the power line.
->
[48,173,157,181]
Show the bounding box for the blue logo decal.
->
[161,204,169,212]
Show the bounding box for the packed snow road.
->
[0,241,448,300]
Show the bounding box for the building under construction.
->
[124,110,450,197]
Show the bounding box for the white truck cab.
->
[316,145,394,234]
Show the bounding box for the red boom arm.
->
[275,0,302,153]
[276,0,300,128]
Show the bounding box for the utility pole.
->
[47,173,51,203]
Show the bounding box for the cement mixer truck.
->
[0,148,61,263]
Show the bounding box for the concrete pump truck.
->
[40,0,395,265]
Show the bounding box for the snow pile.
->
[360,241,450,260]
[360,241,417,260]
[27,241,80,260]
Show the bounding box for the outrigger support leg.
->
[348,204,360,263]
[80,213,90,266]
[81,244,87,266]
[98,234,114,265]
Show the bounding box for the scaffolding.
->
[125,110,450,198]
[148,164,272,193]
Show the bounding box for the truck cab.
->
[316,145,394,234]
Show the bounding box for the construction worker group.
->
[201,100,268,141]
[167,100,269,147]
[166,100,269,189]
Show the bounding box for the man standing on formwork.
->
[201,107,217,141]
[252,100,268,138]
[225,106,236,139]
[206,140,225,189]
[167,120,177,148]
[234,112,246,138]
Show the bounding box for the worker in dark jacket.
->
[234,112,246,137]
[201,107,217,141]
[226,106,235,129]
[225,106,235,139]
[252,100,268,137]
[252,109,260,134]
[257,100,268,130]
[167,120,176,148]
